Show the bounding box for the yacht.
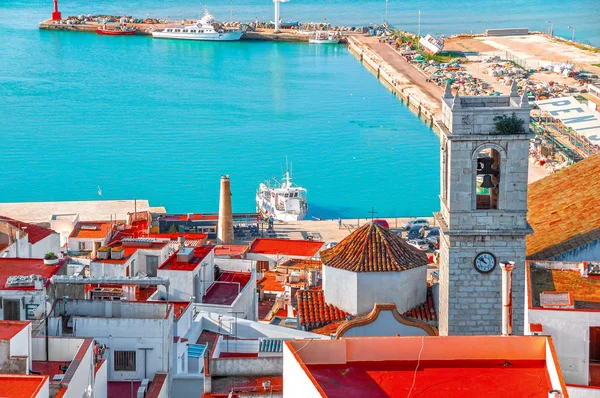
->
[309,31,340,44]
[151,8,243,41]
[256,167,307,222]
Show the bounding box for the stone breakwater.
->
[347,36,443,133]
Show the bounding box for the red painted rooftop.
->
[69,221,112,239]
[306,360,552,398]
[171,301,191,321]
[203,271,252,305]
[0,320,30,340]
[0,216,56,244]
[214,245,248,257]
[0,258,64,290]
[0,375,49,398]
[159,246,214,271]
[248,238,323,257]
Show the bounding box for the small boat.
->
[309,31,340,44]
[96,26,136,36]
[256,161,307,222]
[152,7,243,42]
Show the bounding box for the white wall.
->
[35,378,50,398]
[340,310,431,337]
[216,258,253,273]
[63,341,94,398]
[323,265,358,315]
[357,267,427,315]
[282,344,321,398]
[196,271,256,320]
[529,308,600,385]
[567,385,600,398]
[94,358,108,398]
[553,239,600,262]
[1,235,29,258]
[30,233,61,259]
[72,316,172,381]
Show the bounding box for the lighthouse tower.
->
[52,0,62,21]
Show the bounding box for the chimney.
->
[217,175,233,244]
[178,236,186,251]
[500,261,515,336]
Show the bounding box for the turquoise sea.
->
[1,1,599,218]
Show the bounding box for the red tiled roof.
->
[527,154,600,259]
[402,288,437,322]
[248,238,324,257]
[0,375,49,398]
[0,216,56,244]
[69,221,112,239]
[321,222,429,272]
[159,246,214,271]
[0,320,30,340]
[257,270,285,293]
[0,258,64,290]
[279,258,323,270]
[296,289,348,330]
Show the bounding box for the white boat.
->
[309,31,340,44]
[151,7,243,41]
[256,166,307,222]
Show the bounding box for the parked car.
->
[407,225,425,240]
[401,218,430,231]
[373,219,389,229]
[407,239,429,251]
[425,228,440,246]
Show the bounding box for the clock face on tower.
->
[474,252,496,273]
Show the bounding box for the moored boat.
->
[151,7,243,41]
[96,26,136,35]
[309,31,340,44]
[256,164,307,222]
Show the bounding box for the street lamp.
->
[567,26,575,42]
[545,20,553,37]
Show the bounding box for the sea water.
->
[1,1,599,218]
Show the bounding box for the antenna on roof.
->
[98,185,102,196]
[368,207,378,221]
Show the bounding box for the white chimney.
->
[548,390,563,398]
[178,236,186,251]
[500,261,515,336]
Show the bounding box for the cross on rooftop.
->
[368,207,378,221]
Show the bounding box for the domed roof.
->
[320,222,429,272]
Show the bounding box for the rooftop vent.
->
[177,248,194,263]
[111,246,125,260]
[540,291,574,308]
[97,247,110,260]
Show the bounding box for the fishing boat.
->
[151,7,243,41]
[96,26,136,35]
[256,165,307,222]
[309,31,340,44]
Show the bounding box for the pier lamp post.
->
[567,26,575,42]
[385,0,389,25]
[546,20,553,37]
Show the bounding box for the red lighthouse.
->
[52,0,62,21]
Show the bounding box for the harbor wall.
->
[347,36,442,134]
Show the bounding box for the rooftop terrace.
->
[528,261,600,309]
[203,271,252,306]
[0,258,64,290]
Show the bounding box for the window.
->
[114,350,136,371]
[590,327,600,386]
[78,242,88,251]
[257,261,269,273]
[476,148,501,210]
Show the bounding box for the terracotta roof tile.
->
[527,154,600,259]
[0,216,56,245]
[296,289,348,331]
[321,222,429,272]
[402,288,437,322]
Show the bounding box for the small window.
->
[79,242,87,251]
[114,350,136,371]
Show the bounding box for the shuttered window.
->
[257,261,269,273]
[114,350,136,371]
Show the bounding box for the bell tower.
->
[435,83,532,336]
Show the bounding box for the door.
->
[3,299,20,320]
[146,256,159,277]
